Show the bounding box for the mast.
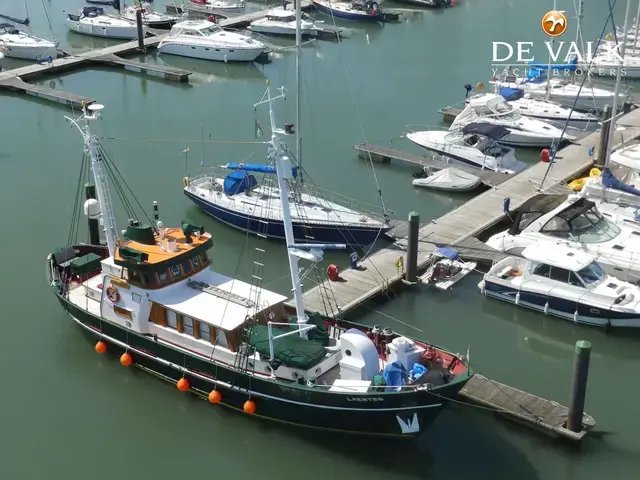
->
[604,0,632,169]
[545,0,557,100]
[80,105,119,257]
[633,0,640,56]
[295,0,302,175]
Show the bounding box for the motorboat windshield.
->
[577,262,607,286]
[540,202,621,243]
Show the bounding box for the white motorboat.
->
[0,23,58,60]
[412,167,481,192]
[120,3,177,29]
[450,94,572,148]
[479,244,640,328]
[420,248,477,291]
[491,71,627,112]
[406,122,526,174]
[486,194,640,284]
[497,87,598,124]
[589,51,640,79]
[158,20,266,62]
[65,6,144,39]
[186,0,246,14]
[249,7,317,36]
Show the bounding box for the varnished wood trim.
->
[141,262,211,290]
[113,305,132,319]
[149,302,167,327]
[193,319,200,339]
[110,279,130,289]
[209,326,216,344]
[176,313,184,334]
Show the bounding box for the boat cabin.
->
[168,20,224,37]
[264,10,312,22]
[0,23,20,35]
[68,7,105,21]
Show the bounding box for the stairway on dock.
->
[288,107,640,318]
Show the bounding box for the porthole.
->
[248,361,254,369]
[314,367,321,375]
[171,265,180,276]
[345,349,352,356]
[265,365,272,373]
[192,256,200,266]
[292,371,299,379]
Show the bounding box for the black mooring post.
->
[597,105,613,167]
[567,340,592,433]
[136,9,145,52]
[84,183,100,245]
[405,211,419,283]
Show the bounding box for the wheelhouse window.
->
[532,263,551,277]
[166,310,178,329]
[540,204,621,243]
[548,266,571,283]
[182,316,194,336]
[577,262,606,285]
[216,329,228,348]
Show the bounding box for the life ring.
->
[183,176,190,187]
[106,285,120,303]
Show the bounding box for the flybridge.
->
[492,41,624,64]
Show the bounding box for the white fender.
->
[544,302,549,315]
[515,292,520,305]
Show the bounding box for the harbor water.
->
[2,0,639,478]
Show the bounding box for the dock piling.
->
[597,105,613,166]
[567,340,592,433]
[405,211,420,283]
[136,9,145,52]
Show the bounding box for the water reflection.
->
[155,53,267,84]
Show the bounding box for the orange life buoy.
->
[106,285,120,303]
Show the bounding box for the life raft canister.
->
[106,285,120,303]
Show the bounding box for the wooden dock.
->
[438,106,463,123]
[289,107,640,317]
[458,374,595,441]
[354,143,511,187]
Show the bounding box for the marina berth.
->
[480,245,640,327]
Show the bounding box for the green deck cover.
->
[248,324,327,369]
[289,312,329,347]
[70,253,102,277]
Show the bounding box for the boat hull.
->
[481,280,640,328]
[184,189,390,246]
[65,19,144,39]
[312,1,387,22]
[57,293,456,437]
[158,42,263,62]
[249,25,316,36]
[1,44,58,60]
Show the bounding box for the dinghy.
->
[419,248,477,291]
[412,167,481,192]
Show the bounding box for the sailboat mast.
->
[545,0,557,99]
[632,0,640,56]
[265,85,309,335]
[84,106,119,257]
[604,0,632,169]
[295,0,302,171]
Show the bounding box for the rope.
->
[40,0,54,34]
[101,136,266,145]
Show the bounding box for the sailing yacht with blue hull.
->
[47,97,472,438]
[312,0,392,22]
[184,163,391,247]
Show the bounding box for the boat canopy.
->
[601,168,640,197]
[223,171,257,196]
[499,87,524,101]
[0,23,20,34]
[224,162,298,178]
[507,194,567,236]
[434,247,460,260]
[461,122,510,140]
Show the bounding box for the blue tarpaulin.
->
[383,361,407,388]
[434,247,460,260]
[602,168,640,197]
[225,162,298,178]
[410,363,428,381]
[499,87,524,101]
[223,171,257,196]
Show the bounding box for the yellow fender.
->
[567,177,586,191]
[589,168,602,177]
[183,176,190,187]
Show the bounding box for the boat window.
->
[519,212,545,230]
[568,272,583,287]
[532,263,551,277]
[540,206,621,243]
[549,266,571,283]
[199,26,222,35]
[216,329,228,348]
[199,322,211,342]
[158,270,169,284]
[183,316,194,336]
[577,262,606,286]
[166,310,178,329]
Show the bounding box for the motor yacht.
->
[0,22,58,60]
[479,244,640,327]
[249,7,317,36]
[450,94,572,148]
[158,20,266,62]
[120,2,177,29]
[65,6,143,39]
[187,0,246,14]
[498,87,598,124]
[406,122,527,174]
[486,194,640,284]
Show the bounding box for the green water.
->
[2,0,640,479]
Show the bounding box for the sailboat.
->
[183,0,391,246]
[48,98,472,436]
[0,0,58,60]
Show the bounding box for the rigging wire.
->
[539,0,620,189]
[40,0,54,34]
[100,136,266,145]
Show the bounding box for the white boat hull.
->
[420,259,477,291]
[158,42,263,62]
[65,19,144,39]
[248,25,315,36]
[1,43,58,60]
[412,168,481,192]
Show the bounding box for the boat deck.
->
[287,107,640,318]
[354,143,511,187]
[458,374,595,441]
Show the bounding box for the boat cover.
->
[434,247,459,260]
[461,122,509,140]
[224,162,298,178]
[499,87,524,101]
[382,361,407,387]
[247,324,327,369]
[223,171,257,196]
[602,167,640,197]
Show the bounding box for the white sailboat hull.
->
[65,19,144,39]
[0,43,58,60]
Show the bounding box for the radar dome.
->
[83,199,101,219]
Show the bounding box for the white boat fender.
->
[478,280,485,294]
[224,54,228,64]
[544,302,549,315]
[515,292,520,305]
[573,310,578,323]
